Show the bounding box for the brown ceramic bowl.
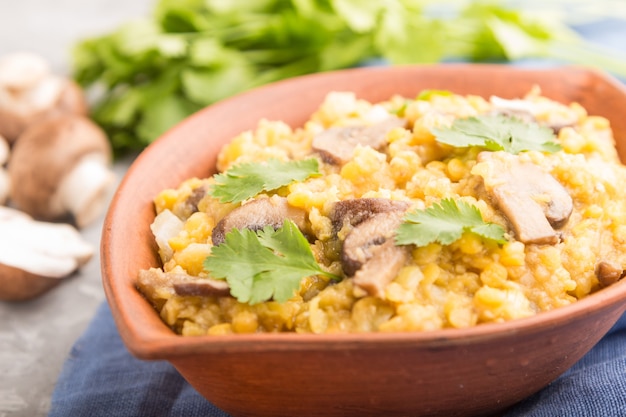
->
[102,64,626,417]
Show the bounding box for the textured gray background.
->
[0,1,150,416]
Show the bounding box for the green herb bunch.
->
[73,0,626,154]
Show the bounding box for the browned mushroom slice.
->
[184,185,207,215]
[212,195,308,245]
[341,211,409,297]
[329,198,410,234]
[490,96,576,134]
[173,277,230,297]
[352,240,410,298]
[595,260,625,288]
[312,117,407,165]
[475,152,573,245]
[137,268,230,301]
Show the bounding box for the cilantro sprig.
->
[431,114,561,154]
[204,220,339,305]
[395,198,507,247]
[208,158,320,204]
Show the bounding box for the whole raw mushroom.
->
[0,52,88,143]
[8,114,114,228]
[0,206,94,301]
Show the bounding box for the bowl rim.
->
[102,63,626,359]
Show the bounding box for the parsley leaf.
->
[204,220,339,304]
[395,198,507,247]
[208,158,321,204]
[431,114,561,154]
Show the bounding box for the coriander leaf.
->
[395,198,507,247]
[209,158,321,203]
[204,220,339,304]
[431,114,561,154]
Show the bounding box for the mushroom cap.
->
[475,151,573,245]
[595,260,625,288]
[212,196,309,246]
[329,198,410,235]
[0,76,88,143]
[0,263,63,301]
[0,206,94,301]
[0,52,49,90]
[312,117,407,165]
[8,115,112,221]
[340,211,409,297]
[55,79,89,116]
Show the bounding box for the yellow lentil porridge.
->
[137,87,626,336]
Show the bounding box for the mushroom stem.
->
[55,154,115,228]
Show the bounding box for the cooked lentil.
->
[137,87,626,335]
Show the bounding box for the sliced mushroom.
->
[137,268,230,300]
[490,96,577,134]
[329,197,410,234]
[341,211,409,297]
[8,114,114,228]
[0,52,88,143]
[184,185,207,215]
[173,277,230,297]
[352,240,410,298]
[212,195,308,246]
[0,206,93,301]
[595,260,625,288]
[475,152,573,245]
[312,116,407,165]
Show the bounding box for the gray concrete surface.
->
[0,1,150,416]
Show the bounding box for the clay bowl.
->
[102,64,626,417]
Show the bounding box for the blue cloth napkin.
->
[48,303,626,417]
